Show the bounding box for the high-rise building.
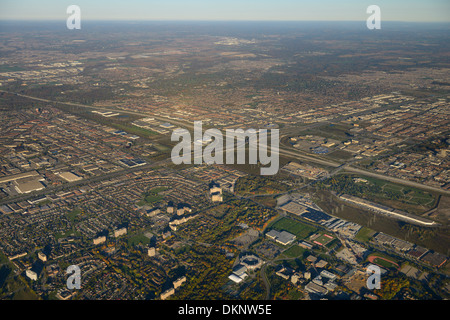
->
[148,247,156,257]
[114,227,127,238]
[176,205,184,216]
[160,288,175,300]
[93,236,106,245]
[26,269,38,281]
[167,201,174,214]
[173,276,186,289]
[38,252,47,262]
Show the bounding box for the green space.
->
[363,176,436,207]
[269,217,317,240]
[234,175,289,196]
[367,252,400,269]
[0,65,26,72]
[127,233,151,247]
[111,123,158,138]
[179,199,277,244]
[0,263,39,300]
[137,187,167,206]
[313,233,335,246]
[314,189,449,256]
[54,228,81,240]
[315,173,437,214]
[66,208,82,223]
[373,275,410,300]
[12,287,40,300]
[303,123,353,142]
[326,149,354,160]
[149,187,168,194]
[139,194,162,205]
[371,257,399,269]
[227,154,292,176]
[282,245,307,258]
[152,143,171,152]
[355,227,376,242]
[0,252,8,264]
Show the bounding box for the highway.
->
[0,90,196,130]
[2,89,450,197]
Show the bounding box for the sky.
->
[0,0,449,22]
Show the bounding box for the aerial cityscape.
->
[0,1,449,306]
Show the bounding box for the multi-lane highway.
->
[2,89,449,197]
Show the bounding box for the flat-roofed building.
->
[14,179,45,194]
[265,229,296,246]
[210,186,222,194]
[114,227,127,238]
[176,207,184,216]
[38,252,47,262]
[26,269,38,281]
[57,171,82,182]
[279,201,308,216]
[0,170,40,184]
[228,273,244,283]
[145,208,160,217]
[173,276,186,289]
[93,236,106,245]
[240,254,264,270]
[305,281,328,295]
[167,202,174,214]
[320,270,337,281]
[148,247,156,257]
[211,193,223,202]
[160,288,175,300]
[420,251,448,268]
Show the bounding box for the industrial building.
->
[57,171,83,182]
[265,229,296,246]
[14,179,45,194]
[114,227,127,238]
[93,236,106,245]
[26,269,38,281]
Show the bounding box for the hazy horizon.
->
[1,0,449,23]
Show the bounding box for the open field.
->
[355,227,376,242]
[313,233,335,246]
[317,173,439,215]
[282,245,308,258]
[268,217,317,240]
[367,253,400,269]
[313,189,450,255]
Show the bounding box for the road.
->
[2,89,450,197]
[0,90,195,130]
[0,160,172,206]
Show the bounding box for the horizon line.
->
[1,19,450,23]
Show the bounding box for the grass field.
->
[66,208,82,223]
[127,233,151,247]
[367,252,400,269]
[269,217,317,240]
[137,187,167,206]
[363,176,437,209]
[324,173,438,215]
[303,123,353,142]
[282,245,307,258]
[110,123,158,138]
[355,227,376,242]
[313,233,335,246]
